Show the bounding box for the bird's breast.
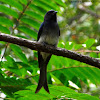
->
[38,33,59,46]
[38,22,59,60]
[38,23,59,46]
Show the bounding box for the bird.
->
[35,10,60,93]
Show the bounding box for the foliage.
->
[0,0,100,100]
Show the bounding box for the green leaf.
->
[49,55,62,69]
[16,61,36,74]
[25,10,44,22]
[0,5,18,18]
[74,44,82,50]
[1,56,16,69]
[58,40,65,48]
[18,26,37,39]
[84,39,95,48]
[29,4,45,16]
[33,0,53,11]
[0,41,6,44]
[55,0,66,7]
[90,52,98,58]
[14,85,99,100]
[19,0,27,5]
[40,0,60,11]
[0,16,13,27]
[5,56,18,68]
[50,86,99,100]
[15,35,28,39]
[0,24,10,34]
[65,42,74,50]
[98,53,100,58]
[20,17,40,30]
[0,0,23,11]
[72,67,100,84]
[0,76,31,97]
[52,70,69,86]
[51,67,100,85]
[1,56,22,76]
[10,44,28,64]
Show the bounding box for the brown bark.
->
[0,33,100,68]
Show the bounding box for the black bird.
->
[35,10,60,93]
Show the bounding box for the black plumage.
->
[35,10,60,93]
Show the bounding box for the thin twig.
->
[0,0,32,61]
[74,50,100,53]
[25,65,91,79]
[15,0,32,28]
[78,4,100,18]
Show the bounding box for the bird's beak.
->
[55,11,58,13]
[54,11,58,14]
[53,11,58,15]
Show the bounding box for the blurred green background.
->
[0,0,100,100]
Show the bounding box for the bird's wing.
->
[37,22,44,41]
[59,28,60,36]
[37,22,44,68]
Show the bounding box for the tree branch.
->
[0,33,100,68]
[78,5,100,18]
[68,14,82,25]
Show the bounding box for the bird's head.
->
[44,10,57,22]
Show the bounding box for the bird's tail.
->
[35,65,49,93]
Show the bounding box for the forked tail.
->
[35,66,49,93]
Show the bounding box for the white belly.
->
[40,52,50,61]
[38,34,58,45]
[38,34,59,60]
